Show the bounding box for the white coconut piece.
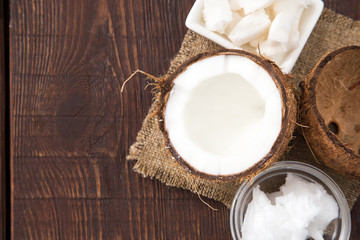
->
[268,12,297,47]
[258,40,287,64]
[286,4,308,51]
[225,11,243,35]
[164,55,282,176]
[228,0,242,11]
[272,0,310,51]
[287,27,300,52]
[229,0,276,15]
[228,9,271,47]
[265,6,276,20]
[272,0,311,15]
[249,34,267,48]
[203,0,233,34]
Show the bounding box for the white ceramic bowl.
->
[186,0,324,73]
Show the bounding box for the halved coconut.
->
[158,50,297,181]
[301,46,360,178]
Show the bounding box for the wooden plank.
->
[9,0,231,239]
[12,197,230,239]
[325,0,360,19]
[0,0,7,239]
[9,0,360,239]
[351,198,360,240]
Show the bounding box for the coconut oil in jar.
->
[230,161,351,240]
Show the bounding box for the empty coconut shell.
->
[301,46,360,178]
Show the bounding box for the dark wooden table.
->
[0,0,359,239]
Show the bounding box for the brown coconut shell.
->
[301,46,360,178]
[157,49,297,182]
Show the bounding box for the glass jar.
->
[230,161,351,240]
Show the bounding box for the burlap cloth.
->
[127,9,360,209]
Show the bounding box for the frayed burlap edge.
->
[127,8,360,209]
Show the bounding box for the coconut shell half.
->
[158,50,297,181]
[301,46,360,178]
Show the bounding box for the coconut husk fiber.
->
[127,8,360,209]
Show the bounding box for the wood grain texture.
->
[0,0,7,239]
[8,0,360,239]
[325,0,360,19]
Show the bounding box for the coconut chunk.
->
[228,0,242,11]
[203,0,233,34]
[225,11,243,35]
[268,12,297,48]
[287,27,300,52]
[228,9,271,47]
[272,0,311,15]
[272,0,308,52]
[287,4,307,50]
[229,0,276,15]
[258,40,287,64]
[249,35,267,48]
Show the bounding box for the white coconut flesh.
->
[164,55,282,176]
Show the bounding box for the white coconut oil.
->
[241,173,339,240]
